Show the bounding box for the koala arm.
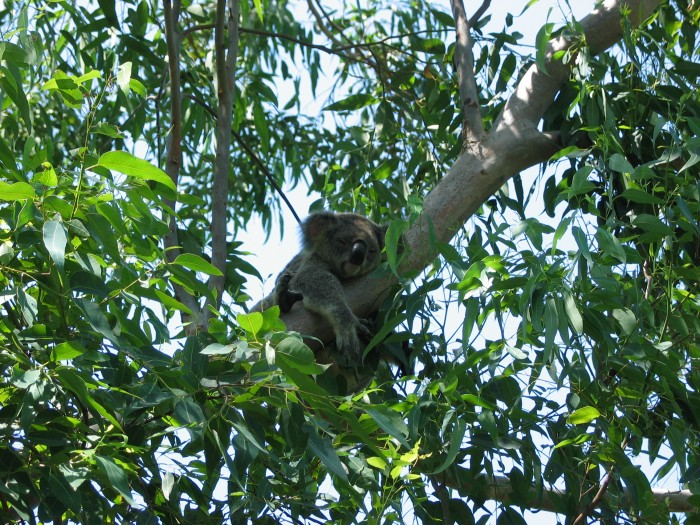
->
[291,266,367,364]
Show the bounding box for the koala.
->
[267,212,387,365]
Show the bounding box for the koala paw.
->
[334,319,374,368]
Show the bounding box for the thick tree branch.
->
[280,0,658,347]
[450,0,484,145]
[206,0,240,321]
[163,0,201,319]
[438,473,696,514]
[494,0,660,133]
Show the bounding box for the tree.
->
[0,0,698,523]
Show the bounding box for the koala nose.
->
[350,240,368,265]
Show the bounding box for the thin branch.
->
[450,0,484,146]
[572,468,614,525]
[206,0,240,317]
[468,0,491,27]
[163,0,201,320]
[185,93,302,226]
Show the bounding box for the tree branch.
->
[450,0,484,145]
[205,0,240,323]
[163,0,201,320]
[276,0,664,407]
[493,0,660,134]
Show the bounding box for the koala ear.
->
[301,212,337,247]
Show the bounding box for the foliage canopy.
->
[0,0,699,523]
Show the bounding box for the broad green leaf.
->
[94,456,136,506]
[55,367,122,429]
[253,0,263,21]
[409,37,445,54]
[385,219,408,275]
[0,181,35,200]
[535,20,554,75]
[200,343,234,355]
[612,308,636,336]
[567,406,601,425]
[50,341,88,362]
[48,472,81,513]
[620,188,664,205]
[609,153,634,173]
[543,297,558,364]
[237,311,263,335]
[274,337,326,374]
[572,226,592,262]
[12,369,40,388]
[117,61,132,94]
[632,214,674,236]
[172,253,223,276]
[69,270,111,298]
[174,399,206,426]
[43,220,67,270]
[96,151,176,190]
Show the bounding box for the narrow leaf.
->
[94,456,136,505]
[43,220,68,270]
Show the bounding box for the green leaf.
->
[612,308,636,336]
[409,37,445,54]
[306,429,348,482]
[535,21,554,75]
[274,337,326,375]
[50,341,88,362]
[596,228,626,264]
[117,61,131,94]
[96,151,175,190]
[543,297,558,364]
[430,417,466,474]
[609,153,634,173]
[55,367,122,429]
[252,0,263,21]
[385,219,408,275]
[237,311,263,335]
[43,219,67,270]
[365,406,409,448]
[632,214,674,236]
[563,292,583,335]
[172,253,223,276]
[0,181,35,200]
[620,188,664,205]
[174,399,206,426]
[94,456,136,506]
[324,93,380,112]
[572,226,592,262]
[567,406,601,425]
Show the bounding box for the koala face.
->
[302,212,386,279]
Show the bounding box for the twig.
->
[572,467,614,525]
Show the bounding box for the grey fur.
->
[267,212,386,364]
